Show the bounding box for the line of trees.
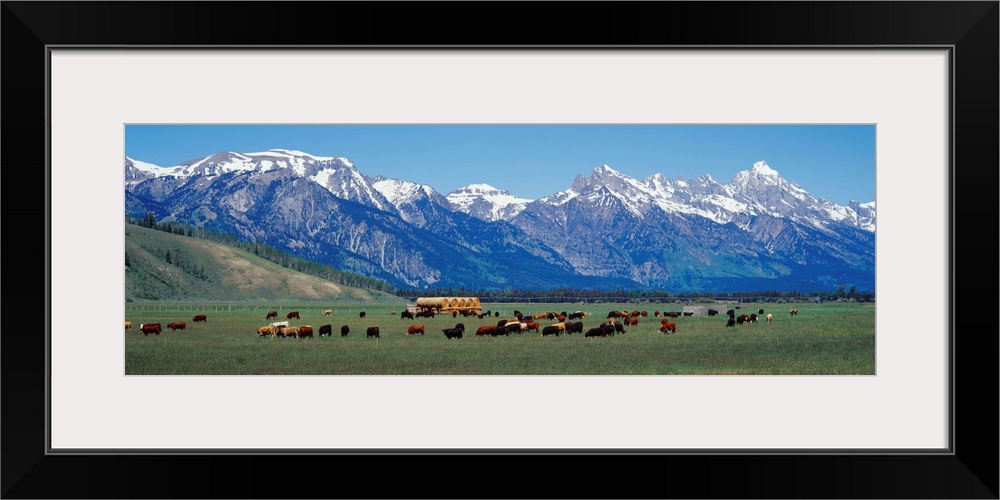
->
[395,286,874,304]
[128,213,395,293]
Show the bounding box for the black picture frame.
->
[3,2,996,498]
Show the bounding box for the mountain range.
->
[125,148,875,292]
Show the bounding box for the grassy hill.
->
[125,224,402,303]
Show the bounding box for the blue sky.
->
[125,124,875,205]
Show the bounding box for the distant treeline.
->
[396,286,875,304]
[128,213,395,293]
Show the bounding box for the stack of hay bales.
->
[415,297,482,314]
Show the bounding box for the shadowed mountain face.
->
[125,151,875,291]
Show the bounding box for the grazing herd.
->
[128,306,801,340]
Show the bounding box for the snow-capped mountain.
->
[526,161,874,235]
[510,161,875,289]
[125,151,875,291]
[126,149,398,213]
[446,184,532,222]
[370,177,451,228]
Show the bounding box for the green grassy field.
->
[124,302,875,375]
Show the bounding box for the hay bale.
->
[416,296,482,313]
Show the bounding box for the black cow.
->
[319,324,333,337]
[613,321,625,334]
[341,325,350,337]
[359,311,366,319]
[750,314,758,323]
[707,309,719,316]
[496,319,508,328]
[401,310,414,320]
[726,318,736,327]
[442,327,463,339]
[566,321,584,334]
[490,326,510,337]
[758,308,765,315]
[584,325,611,338]
[494,312,500,317]
[541,326,561,337]
[682,312,694,317]
[726,309,735,317]
[366,326,379,338]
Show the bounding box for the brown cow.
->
[139,323,161,336]
[524,321,540,333]
[281,326,299,338]
[626,316,639,326]
[286,311,300,320]
[790,309,799,316]
[297,326,314,339]
[266,311,278,320]
[167,321,186,331]
[659,321,677,334]
[257,325,276,338]
[475,325,495,336]
[323,309,333,316]
[407,324,425,336]
[193,314,207,322]
[124,321,132,330]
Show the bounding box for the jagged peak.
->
[752,160,780,177]
[593,164,623,176]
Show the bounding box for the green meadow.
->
[125,302,875,375]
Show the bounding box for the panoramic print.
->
[124,124,875,375]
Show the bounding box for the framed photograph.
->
[5,2,996,498]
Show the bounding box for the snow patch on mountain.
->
[126,157,166,172]
[372,178,439,205]
[446,183,532,222]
